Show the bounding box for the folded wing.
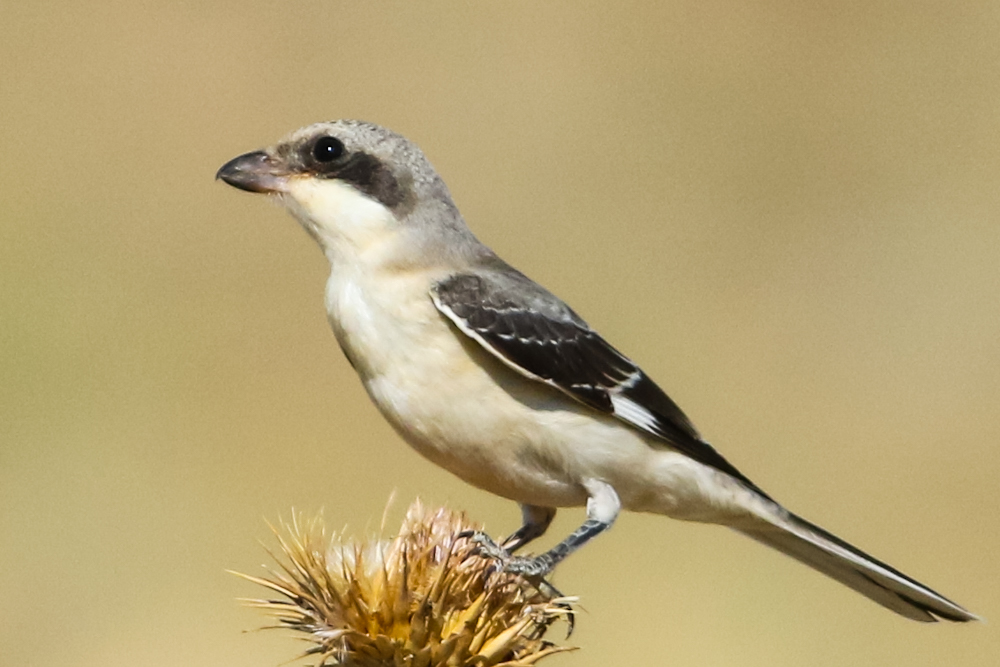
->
[431,268,766,497]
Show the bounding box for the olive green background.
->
[2,3,997,666]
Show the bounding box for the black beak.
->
[216,150,289,193]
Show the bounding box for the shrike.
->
[217,119,976,622]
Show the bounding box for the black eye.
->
[312,136,345,163]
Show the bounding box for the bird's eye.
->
[312,136,345,163]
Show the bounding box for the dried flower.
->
[233,500,577,666]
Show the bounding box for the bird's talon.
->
[458,530,511,562]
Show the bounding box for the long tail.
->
[734,510,979,622]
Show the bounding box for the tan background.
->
[2,2,998,665]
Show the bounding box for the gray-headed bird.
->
[217,120,976,622]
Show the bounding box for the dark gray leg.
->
[469,480,621,578]
[501,504,557,552]
[502,517,610,576]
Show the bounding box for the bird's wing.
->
[431,269,764,494]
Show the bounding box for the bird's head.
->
[217,120,468,262]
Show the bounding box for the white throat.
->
[280,178,399,265]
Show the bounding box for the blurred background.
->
[2,2,998,665]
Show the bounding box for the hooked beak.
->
[216,150,290,194]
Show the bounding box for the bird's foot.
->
[457,530,574,637]
[458,530,556,578]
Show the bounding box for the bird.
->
[217,119,977,623]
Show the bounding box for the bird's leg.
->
[502,504,557,552]
[470,480,620,578]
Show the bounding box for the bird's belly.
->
[361,327,594,508]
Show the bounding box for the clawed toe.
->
[457,530,566,616]
[457,530,511,562]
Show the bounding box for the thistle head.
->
[233,500,576,666]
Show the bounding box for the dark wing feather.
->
[431,270,766,495]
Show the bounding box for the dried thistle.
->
[233,500,577,666]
